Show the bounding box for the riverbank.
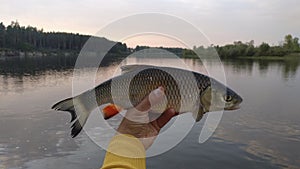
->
[1,48,299,61]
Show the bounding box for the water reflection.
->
[0,55,77,76]
[0,55,300,93]
[223,57,300,80]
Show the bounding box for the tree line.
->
[1,21,299,59]
[0,21,128,55]
[0,21,90,51]
[193,35,300,58]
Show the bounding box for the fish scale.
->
[94,68,206,113]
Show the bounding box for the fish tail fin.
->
[52,98,77,122]
[52,97,91,138]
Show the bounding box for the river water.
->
[0,55,299,169]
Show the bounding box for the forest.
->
[193,35,300,58]
[0,21,129,56]
[0,21,90,51]
[0,21,299,59]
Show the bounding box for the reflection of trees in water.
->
[224,58,300,80]
[256,58,300,80]
[223,59,254,76]
[0,54,126,76]
[0,55,76,93]
[0,55,117,93]
[1,56,300,87]
[256,59,292,78]
[257,59,270,75]
[0,55,78,76]
[282,58,300,79]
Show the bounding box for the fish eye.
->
[224,95,233,102]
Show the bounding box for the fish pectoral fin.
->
[193,105,205,122]
[120,64,155,74]
[102,104,123,120]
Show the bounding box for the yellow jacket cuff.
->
[101,134,146,169]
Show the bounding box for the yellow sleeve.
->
[101,134,146,169]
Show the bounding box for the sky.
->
[0,0,299,47]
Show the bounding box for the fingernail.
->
[172,110,179,116]
[169,109,178,116]
[169,108,175,113]
[153,87,163,97]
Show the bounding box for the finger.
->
[156,108,177,128]
[135,86,165,112]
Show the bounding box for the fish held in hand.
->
[52,65,243,138]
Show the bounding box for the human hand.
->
[117,87,177,150]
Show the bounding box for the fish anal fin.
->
[102,104,122,120]
[193,105,205,122]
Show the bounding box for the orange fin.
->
[102,104,122,120]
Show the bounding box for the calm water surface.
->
[0,55,299,169]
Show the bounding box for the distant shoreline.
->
[0,49,79,58]
[1,48,299,61]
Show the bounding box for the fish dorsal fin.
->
[120,64,156,74]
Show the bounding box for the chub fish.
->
[52,65,243,137]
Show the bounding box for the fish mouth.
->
[225,104,241,110]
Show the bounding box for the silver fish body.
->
[52,65,242,137]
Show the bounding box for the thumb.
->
[125,87,165,123]
[135,86,165,112]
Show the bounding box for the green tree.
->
[283,34,300,51]
[293,37,299,51]
[258,42,270,56]
[284,34,293,50]
[0,22,5,48]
